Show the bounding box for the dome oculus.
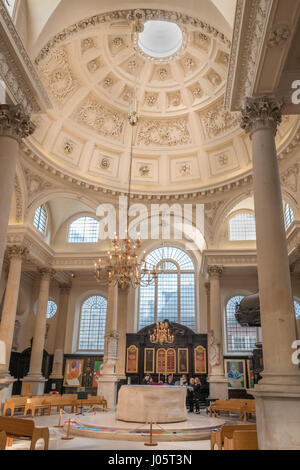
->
[138,21,183,59]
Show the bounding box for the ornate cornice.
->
[225,0,272,110]
[0,104,35,141]
[35,9,231,65]
[0,2,51,113]
[241,95,283,135]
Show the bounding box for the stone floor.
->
[6,410,214,451]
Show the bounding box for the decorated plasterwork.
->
[137,119,192,146]
[73,96,125,140]
[201,102,240,138]
[280,164,299,193]
[38,47,79,103]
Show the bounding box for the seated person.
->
[167,374,175,385]
[142,374,152,385]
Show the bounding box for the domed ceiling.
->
[27,8,298,195]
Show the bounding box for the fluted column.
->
[0,246,28,384]
[98,283,119,409]
[241,95,300,449]
[0,105,35,277]
[50,282,72,383]
[207,266,228,399]
[116,286,129,379]
[23,268,55,395]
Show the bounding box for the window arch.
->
[4,0,17,17]
[68,217,99,243]
[78,296,107,351]
[229,213,256,241]
[225,296,257,352]
[47,300,57,319]
[33,205,48,234]
[139,247,196,331]
[294,300,300,319]
[284,203,294,230]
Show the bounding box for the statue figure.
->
[208,330,220,367]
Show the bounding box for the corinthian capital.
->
[39,267,56,280]
[207,265,223,279]
[7,245,29,260]
[241,96,282,135]
[0,104,35,141]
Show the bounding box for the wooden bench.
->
[211,423,257,450]
[24,397,51,417]
[2,397,27,417]
[209,399,255,421]
[224,429,258,450]
[0,431,7,450]
[0,416,49,450]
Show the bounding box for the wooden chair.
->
[224,430,258,450]
[0,431,7,450]
[0,416,49,450]
[24,397,51,417]
[2,397,27,417]
[211,424,257,450]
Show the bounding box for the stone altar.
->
[117,385,187,423]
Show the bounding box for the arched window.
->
[78,296,107,351]
[4,0,17,16]
[294,300,300,319]
[284,203,294,230]
[68,217,99,243]
[33,205,47,234]
[139,247,196,331]
[229,213,256,241]
[47,300,57,319]
[225,296,257,352]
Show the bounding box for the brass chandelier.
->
[150,322,174,345]
[94,18,157,290]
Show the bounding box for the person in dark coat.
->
[187,377,195,412]
[193,377,203,413]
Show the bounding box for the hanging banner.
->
[178,348,189,374]
[156,348,167,374]
[144,348,155,374]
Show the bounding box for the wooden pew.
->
[0,416,49,450]
[24,397,51,417]
[224,429,258,450]
[0,431,7,450]
[242,401,256,422]
[2,397,27,417]
[209,399,255,421]
[211,423,257,450]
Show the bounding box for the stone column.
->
[50,282,72,389]
[0,105,35,277]
[116,286,129,380]
[97,283,119,409]
[204,281,211,376]
[23,268,55,395]
[0,245,28,401]
[241,95,300,450]
[207,265,228,399]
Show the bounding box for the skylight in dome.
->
[138,21,183,59]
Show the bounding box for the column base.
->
[207,375,228,399]
[0,375,16,407]
[22,375,47,395]
[252,379,300,450]
[97,375,119,410]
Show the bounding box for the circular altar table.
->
[117,385,187,423]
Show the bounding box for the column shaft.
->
[50,283,71,379]
[116,287,128,379]
[0,246,28,378]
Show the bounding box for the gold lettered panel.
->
[156,348,167,374]
[144,348,155,374]
[126,345,139,373]
[178,348,189,374]
[166,348,176,374]
[194,346,207,374]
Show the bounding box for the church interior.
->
[0,0,300,452]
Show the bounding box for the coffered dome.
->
[27,8,299,196]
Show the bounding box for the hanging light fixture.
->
[94,17,157,290]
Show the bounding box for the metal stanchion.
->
[54,409,64,428]
[144,420,158,447]
[61,417,74,440]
